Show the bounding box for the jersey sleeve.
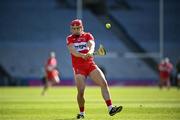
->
[86,33,94,41]
[66,36,73,45]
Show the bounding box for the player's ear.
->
[81,26,84,31]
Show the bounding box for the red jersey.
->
[66,32,94,67]
[158,62,173,78]
[45,57,57,72]
[45,57,59,80]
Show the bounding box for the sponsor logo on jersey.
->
[74,42,88,52]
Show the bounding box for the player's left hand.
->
[85,53,92,59]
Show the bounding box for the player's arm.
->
[46,64,56,71]
[67,43,86,58]
[87,40,95,55]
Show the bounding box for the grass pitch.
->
[0,86,180,120]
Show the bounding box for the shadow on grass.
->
[55,118,76,120]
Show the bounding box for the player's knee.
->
[100,80,108,88]
[78,88,85,97]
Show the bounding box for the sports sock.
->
[79,107,85,115]
[105,99,113,112]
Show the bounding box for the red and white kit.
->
[45,57,59,80]
[158,62,173,79]
[67,32,97,77]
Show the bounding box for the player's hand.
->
[85,53,92,58]
[80,54,88,60]
[80,53,92,60]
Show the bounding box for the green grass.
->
[0,86,180,120]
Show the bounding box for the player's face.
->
[71,26,83,35]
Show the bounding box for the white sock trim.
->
[80,112,85,115]
[108,105,113,112]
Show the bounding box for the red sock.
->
[105,99,112,106]
[80,107,84,112]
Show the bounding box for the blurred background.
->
[0,0,179,86]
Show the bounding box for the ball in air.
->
[105,23,111,29]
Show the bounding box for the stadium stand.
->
[164,0,180,63]
[110,2,159,53]
[0,0,167,85]
[110,0,180,64]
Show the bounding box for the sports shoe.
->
[76,114,84,119]
[109,106,123,116]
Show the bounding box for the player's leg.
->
[41,71,60,96]
[178,79,180,89]
[41,77,50,96]
[159,77,163,89]
[74,74,86,119]
[90,67,110,100]
[54,75,60,83]
[47,69,60,85]
[166,77,171,89]
[52,69,60,84]
[89,67,122,116]
[50,75,60,85]
[41,71,53,95]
